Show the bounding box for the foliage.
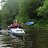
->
[0,0,47,28]
[37,0,48,20]
[16,0,44,23]
[1,0,19,26]
[0,11,2,25]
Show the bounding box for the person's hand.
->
[8,26,10,28]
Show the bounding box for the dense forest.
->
[0,0,48,29]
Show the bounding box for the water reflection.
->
[0,29,33,48]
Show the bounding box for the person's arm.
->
[8,24,12,27]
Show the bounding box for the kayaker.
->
[8,20,18,29]
[8,20,23,29]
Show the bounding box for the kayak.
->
[8,28,25,37]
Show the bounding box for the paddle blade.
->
[25,22,34,25]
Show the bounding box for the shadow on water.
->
[0,29,48,48]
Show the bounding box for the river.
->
[0,29,48,48]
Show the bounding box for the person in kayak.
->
[8,20,23,29]
[8,20,18,28]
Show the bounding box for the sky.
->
[0,0,7,10]
[0,0,2,10]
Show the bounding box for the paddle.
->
[25,22,34,25]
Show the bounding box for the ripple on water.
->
[0,29,33,48]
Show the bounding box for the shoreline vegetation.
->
[0,0,48,30]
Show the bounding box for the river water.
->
[0,29,48,48]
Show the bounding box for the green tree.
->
[1,0,19,27]
[0,11,2,26]
[16,0,44,23]
[37,0,48,20]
